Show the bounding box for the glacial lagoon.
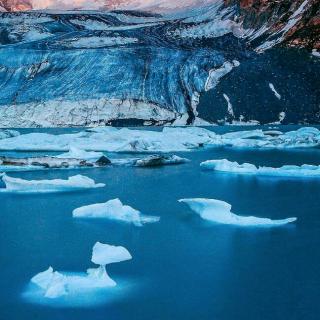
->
[1,125,320,320]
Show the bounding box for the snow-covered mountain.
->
[0,1,319,127]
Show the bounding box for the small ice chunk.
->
[0,174,105,192]
[91,242,132,266]
[56,147,105,162]
[31,267,67,299]
[269,83,281,100]
[200,159,320,178]
[73,198,160,226]
[179,198,297,227]
[45,272,67,299]
[31,266,54,290]
[134,154,189,167]
[86,266,116,287]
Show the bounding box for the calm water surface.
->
[1,126,320,320]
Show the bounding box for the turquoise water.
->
[1,126,320,319]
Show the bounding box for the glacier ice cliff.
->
[0,1,319,126]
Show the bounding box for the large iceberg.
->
[73,198,160,227]
[0,174,105,193]
[179,198,297,227]
[30,242,132,300]
[201,159,320,178]
[0,127,319,153]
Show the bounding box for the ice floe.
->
[0,174,105,193]
[133,154,189,167]
[201,159,320,178]
[0,155,110,172]
[29,242,132,302]
[73,198,160,227]
[56,147,105,162]
[0,127,319,152]
[179,198,297,227]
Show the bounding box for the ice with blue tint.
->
[73,198,160,227]
[56,147,105,162]
[179,198,297,226]
[201,159,320,178]
[0,174,105,193]
[0,127,319,153]
[26,242,132,306]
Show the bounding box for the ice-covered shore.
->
[0,174,105,193]
[201,159,320,178]
[0,127,319,152]
[179,198,297,227]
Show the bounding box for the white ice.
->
[56,147,105,161]
[269,83,281,100]
[134,154,189,167]
[0,127,319,152]
[201,159,320,178]
[0,174,105,193]
[29,242,132,299]
[179,198,297,227]
[73,198,160,227]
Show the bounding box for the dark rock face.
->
[226,0,320,49]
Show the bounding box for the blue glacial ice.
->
[0,173,105,193]
[179,198,297,227]
[73,198,160,227]
[28,242,132,303]
[56,147,105,162]
[201,159,320,178]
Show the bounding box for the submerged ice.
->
[201,159,320,178]
[179,198,297,227]
[73,198,160,227]
[0,174,105,192]
[29,242,132,300]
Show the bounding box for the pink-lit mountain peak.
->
[0,0,219,12]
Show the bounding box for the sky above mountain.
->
[0,0,219,12]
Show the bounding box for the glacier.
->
[0,2,319,126]
[0,173,105,192]
[200,159,320,178]
[179,198,297,227]
[73,198,160,226]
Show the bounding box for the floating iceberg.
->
[201,159,320,178]
[31,267,67,299]
[56,147,105,162]
[0,127,319,152]
[73,198,160,227]
[134,155,189,167]
[0,155,110,172]
[0,174,105,193]
[30,242,132,300]
[179,198,297,227]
